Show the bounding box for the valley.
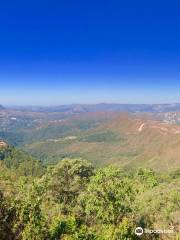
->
[1,104,180,171]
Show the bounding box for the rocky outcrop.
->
[0,140,8,149]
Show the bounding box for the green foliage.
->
[0,147,44,177]
[0,190,15,240]
[49,216,97,240]
[113,218,137,240]
[13,179,49,240]
[0,155,179,240]
[78,166,135,225]
[45,158,94,214]
[136,168,158,189]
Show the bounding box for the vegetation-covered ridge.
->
[0,154,179,240]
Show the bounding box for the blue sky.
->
[0,0,180,105]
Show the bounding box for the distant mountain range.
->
[7,103,180,113]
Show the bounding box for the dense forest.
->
[0,145,179,240]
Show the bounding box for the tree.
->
[46,158,94,213]
[0,190,15,240]
[78,166,136,225]
[13,179,49,240]
[75,166,138,239]
[136,168,158,190]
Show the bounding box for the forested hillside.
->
[0,152,179,239]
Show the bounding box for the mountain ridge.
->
[6,103,180,113]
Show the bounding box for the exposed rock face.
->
[0,140,8,149]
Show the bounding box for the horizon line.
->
[2,102,180,108]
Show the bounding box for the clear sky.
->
[1,0,180,105]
